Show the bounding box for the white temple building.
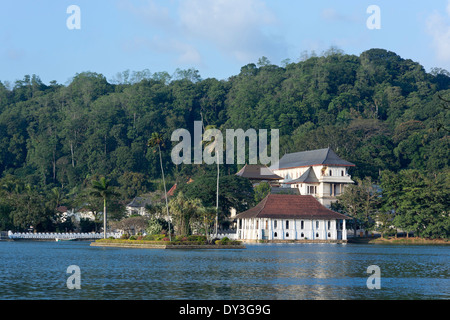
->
[235,194,348,242]
[270,148,355,208]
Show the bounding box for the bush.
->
[221,237,230,244]
[121,233,130,239]
[146,217,164,236]
[188,235,207,242]
[215,237,236,245]
[175,235,188,242]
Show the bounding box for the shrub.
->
[146,217,164,235]
[215,237,234,245]
[188,235,207,242]
[143,234,166,241]
[121,233,130,240]
[221,237,230,244]
[174,235,189,242]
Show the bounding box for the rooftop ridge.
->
[271,147,355,170]
[235,194,349,220]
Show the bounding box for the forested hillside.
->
[0,48,449,233]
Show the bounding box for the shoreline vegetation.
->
[90,234,246,249]
[88,234,450,248]
[348,236,449,245]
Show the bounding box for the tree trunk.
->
[215,152,219,237]
[52,148,56,182]
[159,145,172,241]
[70,141,75,168]
[103,198,107,239]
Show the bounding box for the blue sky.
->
[1,0,450,85]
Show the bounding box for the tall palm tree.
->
[204,125,221,238]
[148,132,172,241]
[90,177,118,239]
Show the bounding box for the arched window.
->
[274,220,278,229]
[286,220,289,229]
[274,232,278,238]
[286,232,289,238]
[316,233,319,238]
[301,232,304,238]
[300,220,304,229]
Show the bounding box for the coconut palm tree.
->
[203,124,221,238]
[90,177,118,239]
[148,132,172,241]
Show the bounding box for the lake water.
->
[0,241,448,300]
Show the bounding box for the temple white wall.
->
[237,217,347,241]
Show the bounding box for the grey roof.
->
[284,167,319,184]
[236,164,282,180]
[127,197,152,208]
[271,148,355,170]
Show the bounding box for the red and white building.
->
[235,194,349,242]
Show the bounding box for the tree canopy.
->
[0,48,449,235]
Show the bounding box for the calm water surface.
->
[0,241,448,300]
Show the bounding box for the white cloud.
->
[178,0,283,62]
[118,0,175,32]
[321,7,361,24]
[119,0,285,66]
[426,1,450,62]
[122,35,202,65]
[119,0,202,64]
[152,37,202,64]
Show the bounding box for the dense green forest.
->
[0,48,449,236]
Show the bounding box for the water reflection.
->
[0,241,448,300]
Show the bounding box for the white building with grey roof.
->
[270,148,355,207]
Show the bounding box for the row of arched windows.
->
[273,232,333,239]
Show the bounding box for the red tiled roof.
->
[56,206,68,213]
[167,178,193,197]
[235,194,349,220]
[167,184,177,196]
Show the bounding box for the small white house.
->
[126,197,152,216]
[235,194,348,242]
